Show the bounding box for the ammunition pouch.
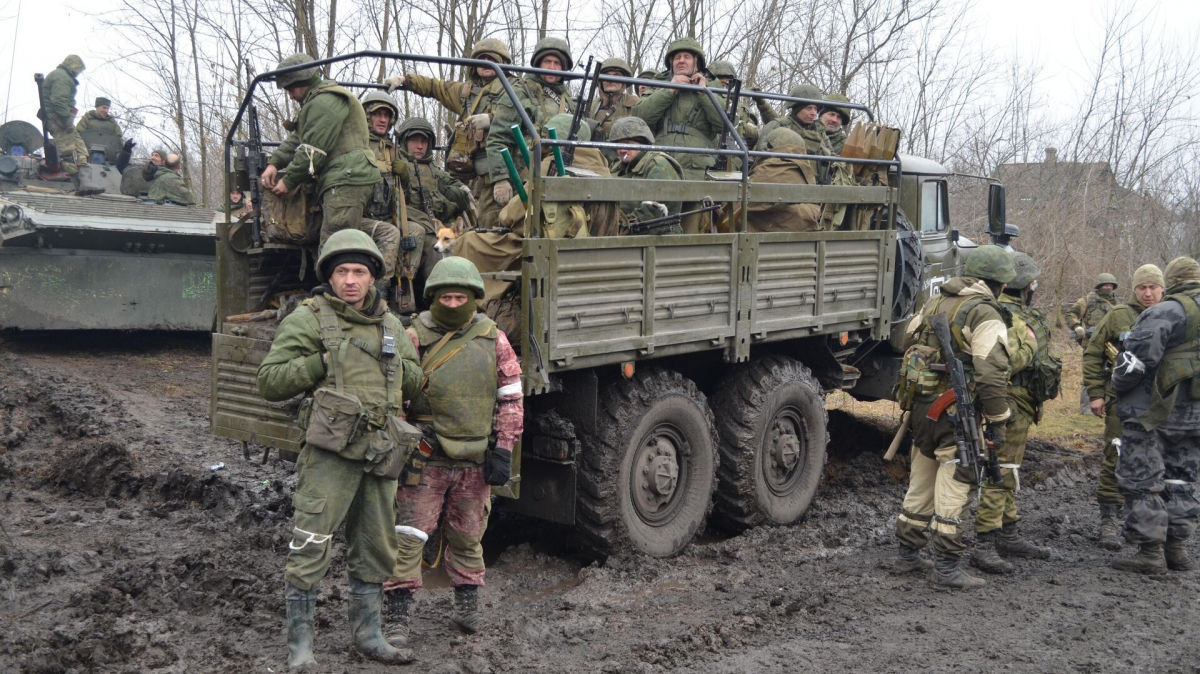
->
[263,181,319,244]
[447,120,480,176]
[894,344,945,411]
[301,387,367,459]
[364,415,423,479]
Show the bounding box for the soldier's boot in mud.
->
[893,543,933,574]
[347,579,415,664]
[995,522,1051,559]
[1111,541,1167,575]
[970,532,1014,575]
[383,588,413,644]
[284,583,318,669]
[452,584,483,634]
[930,554,986,591]
[1097,504,1123,552]
[1164,537,1195,572]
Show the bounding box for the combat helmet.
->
[531,37,574,71]
[599,57,633,77]
[471,38,512,65]
[396,116,437,146]
[274,53,319,89]
[361,91,399,126]
[820,92,852,126]
[787,84,824,111]
[424,256,486,300]
[708,60,737,80]
[1094,272,1119,290]
[964,245,1016,284]
[664,37,706,71]
[1008,252,1041,290]
[609,116,655,144]
[637,69,659,81]
[316,229,385,281]
[1164,256,1200,290]
[544,112,591,142]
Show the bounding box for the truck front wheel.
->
[576,369,717,559]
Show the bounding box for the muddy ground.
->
[0,332,1197,673]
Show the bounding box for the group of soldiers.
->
[896,247,1200,589]
[39,54,195,205]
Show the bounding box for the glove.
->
[383,75,405,93]
[467,113,492,132]
[399,235,419,251]
[641,201,670,218]
[122,139,135,151]
[1073,326,1086,342]
[484,446,512,486]
[391,157,410,181]
[493,180,512,204]
[983,421,1006,449]
[1115,350,1146,377]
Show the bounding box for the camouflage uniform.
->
[820,93,852,155]
[1111,257,1200,572]
[359,98,403,284]
[146,166,196,205]
[609,115,684,232]
[42,55,88,174]
[590,57,640,162]
[397,117,473,287]
[756,86,836,184]
[1067,277,1119,349]
[76,100,124,162]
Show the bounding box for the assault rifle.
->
[243,80,269,247]
[925,313,1004,486]
[562,57,597,166]
[627,200,720,234]
[714,76,742,171]
[33,73,60,173]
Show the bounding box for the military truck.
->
[210,52,1007,559]
[0,120,218,331]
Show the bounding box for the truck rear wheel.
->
[888,208,924,321]
[576,369,717,559]
[711,356,827,533]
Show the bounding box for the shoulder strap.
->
[420,317,496,376]
[311,297,346,391]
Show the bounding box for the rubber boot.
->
[970,532,1015,575]
[347,579,415,664]
[995,522,1051,559]
[452,584,483,634]
[383,588,413,644]
[1164,537,1195,572]
[284,583,318,669]
[930,554,986,591]
[893,543,933,574]
[1111,541,1167,575]
[1097,504,1123,551]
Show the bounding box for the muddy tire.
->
[576,369,718,560]
[710,356,827,534]
[889,208,924,322]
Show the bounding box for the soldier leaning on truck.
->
[1082,264,1164,551]
[256,229,424,668]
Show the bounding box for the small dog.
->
[433,225,457,255]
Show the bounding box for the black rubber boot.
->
[1097,504,1123,552]
[970,532,1015,575]
[930,554,985,591]
[452,585,483,634]
[285,583,318,669]
[995,522,1051,559]
[348,579,415,664]
[1111,541,1167,575]
[893,543,933,574]
[1164,537,1195,572]
[383,588,413,644]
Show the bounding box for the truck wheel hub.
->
[636,436,680,510]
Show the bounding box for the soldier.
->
[259,53,394,286]
[256,229,423,667]
[384,38,513,228]
[76,96,128,164]
[589,57,639,158]
[383,257,523,638]
[397,116,473,290]
[146,153,196,206]
[635,69,658,97]
[971,252,1055,574]
[707,60,764,149]
[1083,264,1164,550]
[1110,256,1200,574]
[486,37,576,208]
[1067,272,1119,348]
[608,116,683,233]
[893,245,1014,590]
[819,93,852,155]
[757,83,836,184]
[227,189,252,221]
[41,54,88,175]
[357,90,406,295]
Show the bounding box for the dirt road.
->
[1,333,1196,672]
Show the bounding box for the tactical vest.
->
[590,92,638,139]
[410,313,499,462]
[895,292,994,408]
[1002,298,1062,409]
[1142,286,1200,429]
[1083,292,1116,328]
[301,80,376,194]
[365,134,398,220]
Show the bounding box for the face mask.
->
[430,300,475,330]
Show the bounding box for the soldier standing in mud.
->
[892,245,1014,590]
[383,257,523,640]
[1109,256,1200,575]
[257,229,423,667]
[1082,264,1164,551]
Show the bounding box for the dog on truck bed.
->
[433,225,456,255]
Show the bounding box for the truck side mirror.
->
[987,183,1005,236]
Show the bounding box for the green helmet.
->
[637,69,658,81]
[1094,272,1118,289]
[708,60,737,79]
[964,245,1016,284]
[274,53,319,89]
[471,37,512,64]
[396,116,436,146]
[664,36,706,71]
[820,92,852,126]
[1164,256,1200,289]
[599,57,633,77]
[531,37,573,71]
[544,112,590,142]
[361,90,399,122]
[1008,252,1041,290]
[609,116,655,144]
[316,229,384,282]
[424,256,486,300]
[787,84,824,111]
[763,127,806,151]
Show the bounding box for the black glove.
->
[399,235,419,251]
[123,139,135,152]
[483,446,511,486]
